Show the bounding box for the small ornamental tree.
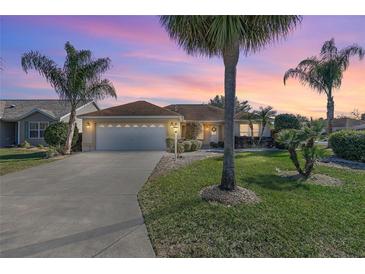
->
[276,120,324,178]
[274,113,301,132]
[44,122,78,149]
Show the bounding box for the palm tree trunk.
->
[64,108,76,155]
[258,123,265,145]
[220,42,239,191]
[249,123,255,146]
[327,94,334,135]
[288,148,304,175]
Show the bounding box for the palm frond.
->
[283,68,326,93]
[85,79,117,101]
[159,15,301,57]
[320,38,337,59]
[21,51,65,94]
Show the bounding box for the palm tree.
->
[284,38,364,134]
[209,94,251,113]
[21,42,117,154]
[256,106,276,145]
[160,16,301,191]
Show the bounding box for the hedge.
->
[274,113,301,132]
[165,138,202,153]
[44,122,79,148]
[329,130,365,162]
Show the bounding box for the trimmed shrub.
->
[44,122,78,148]
[196,140,203,150]
[46,146,60,158]
[189,140,202,151]
[218,141,224,148]
[20,140,31,148]
[182,140,192,152]
[166,138,174,152]
[177,143,185,154]
[329,130,365,162]
[72,133,82,152]
[274,114,301,132]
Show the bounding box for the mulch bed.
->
[148,151,217,181]
[318,156,365,171]
[276,169,344,186]
[200,185,260,206]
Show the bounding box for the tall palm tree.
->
[284,38,364,134]
[256,106,277,145]
[160,15,301,191]
[22,42,117,154]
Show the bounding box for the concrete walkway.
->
[0,151,163,257]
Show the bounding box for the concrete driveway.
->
[0,151,163,257]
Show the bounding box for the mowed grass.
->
[0,148,55,175]
[139,151,365,257]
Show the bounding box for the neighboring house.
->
[0,99,99,147]
[80,100,271,151]
[331,118,365,132]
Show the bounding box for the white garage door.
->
[96,123,166,151]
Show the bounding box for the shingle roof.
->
[0,99,92,121]
[80,101,181,117]
[164,104,225,121]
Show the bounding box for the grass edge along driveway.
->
[139,151,364,257]
[0,148,56,176]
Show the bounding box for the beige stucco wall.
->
[82,118,181,151]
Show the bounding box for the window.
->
[239,123,260,137]
[29,122,48,139]
[239,124,249,136]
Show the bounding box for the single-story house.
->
[80,100,271,151]
[330,118,365,132]
[0,99,99,147]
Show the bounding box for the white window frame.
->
[28,121,49,139]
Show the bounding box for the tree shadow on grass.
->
[0,152,46,161]
[142,197,203,223]
[242,173,310,191]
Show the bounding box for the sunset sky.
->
[1,15,364,118]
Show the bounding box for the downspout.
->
[17,121,20,145]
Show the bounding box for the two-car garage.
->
[80,101,182,152]
[95,123,167,151]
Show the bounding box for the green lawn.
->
[139,151,365,257]
[0,148,56,175]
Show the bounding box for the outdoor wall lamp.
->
[86,122,91,128]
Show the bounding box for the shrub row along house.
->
[80,101,272,151]
[0,99,99,147]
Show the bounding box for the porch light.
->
[86,122,91,128]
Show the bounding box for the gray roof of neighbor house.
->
[0,99,94,121]
[164,104,225,121]
[80,101,182,117]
